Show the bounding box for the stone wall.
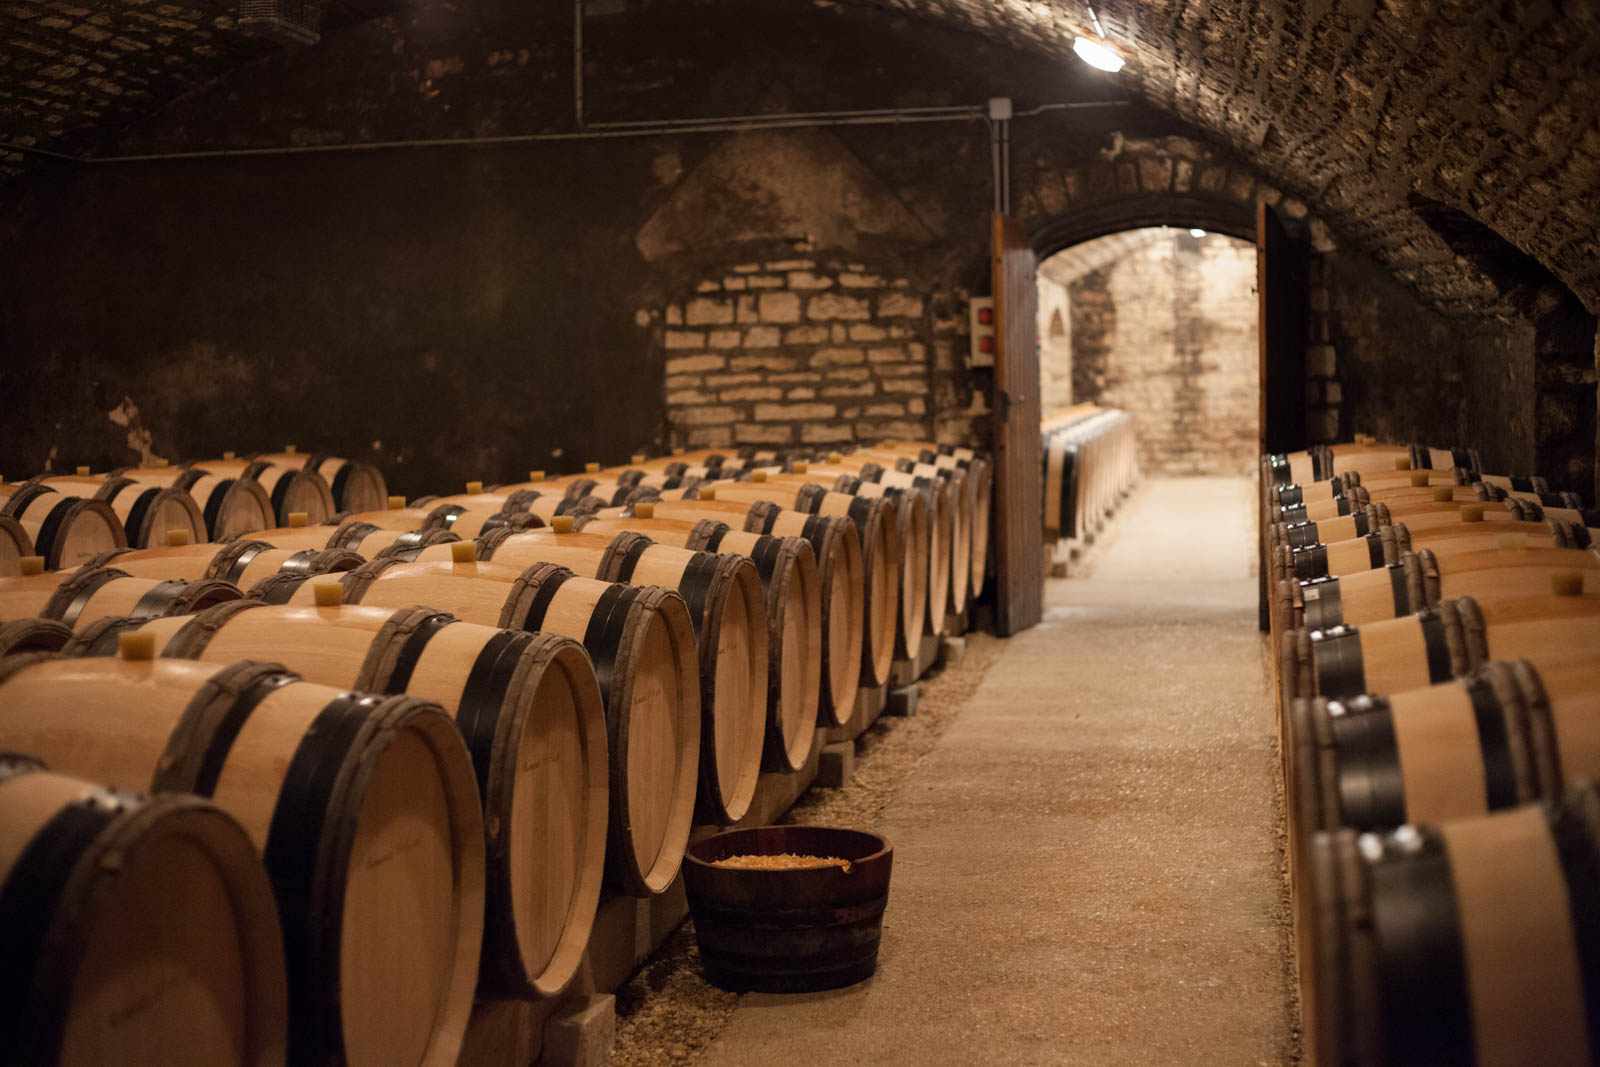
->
[1062,230,1258,476]
[1322,249,1469,458]
[1036,273,1072,414]
[655,260,932,449]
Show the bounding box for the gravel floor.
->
[608,630,1007,1067]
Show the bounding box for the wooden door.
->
[992,213,1043,636]
[1257,201,1310,629]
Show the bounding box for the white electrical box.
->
[969,297,996,367]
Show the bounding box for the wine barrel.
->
[0,656,485,1066]
[0,516,31,577]
[244,519,463,561]
[196,460,337,527]
[580,517,826,768]
[1288,545,1600,629]
[1284,483,1490,526]
[0,755,288,1066]
[1287,593,1600,701]
[255,452,388,514]
[653,487,897,688]
[733,468,938,643]
[300,557,700,896]
[77,600,608,999]
[0,617,74,655]
[609,498,865,720]
[0,481,127,570]
[0,567,240,631]
[865,465,965,621]
[784,483,922,656]
[813,453,972,614]
[449,528,767,822]
[1293,655,1600,839]
[1306,786,1599,1067]
[85,541,362,589]
[1274,525,1410,584]
[116,466,276,541]
[962,457,992,599]
[41,475,209,550]
[336,505,440,532]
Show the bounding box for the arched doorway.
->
[1036,225,1261,477]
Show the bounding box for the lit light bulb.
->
[1189,228,1206,238]
[1072,36,1125,73]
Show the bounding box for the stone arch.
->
[1030,194,1257,260]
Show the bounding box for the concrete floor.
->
[699,477,1294,1066]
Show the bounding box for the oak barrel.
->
[0,516,30,577]
[314,557,701,896]
[0,481,127,570]
[619,496,868,714]
[117,466,276,541]
[0,657,485,1066]
[0,618,74,655]
[255,453,388,514]
[41,475,209,550]
[0,566,241,632]
[1306,788,1599,1067]
[88,600,608,999]
[654,487,895,689]
[587,514,825,764]
[464,527,772,811]
[0,756,289,1066]
[88,541,363,589]
[197,460,337,527]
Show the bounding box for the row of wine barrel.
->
[1041,403,1139,541]
[1258,436,1600,1066]
[0,450,388,575]
[0,436,986,1064]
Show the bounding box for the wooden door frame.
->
[992,212,1043,636]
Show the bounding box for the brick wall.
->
[1062,230,1258,476]
[653,260,937,450]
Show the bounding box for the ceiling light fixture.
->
[1073,3,1126,73]
[1189,228,1206,238]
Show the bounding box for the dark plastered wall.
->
[2,144,661,495]
[0,0,1542,494]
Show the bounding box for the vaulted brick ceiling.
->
[0,0,388,167]
[4,0,1597,319]
[850,0,1600,318]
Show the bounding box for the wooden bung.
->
[0,761,289,1066]
[0,658,486,1065]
